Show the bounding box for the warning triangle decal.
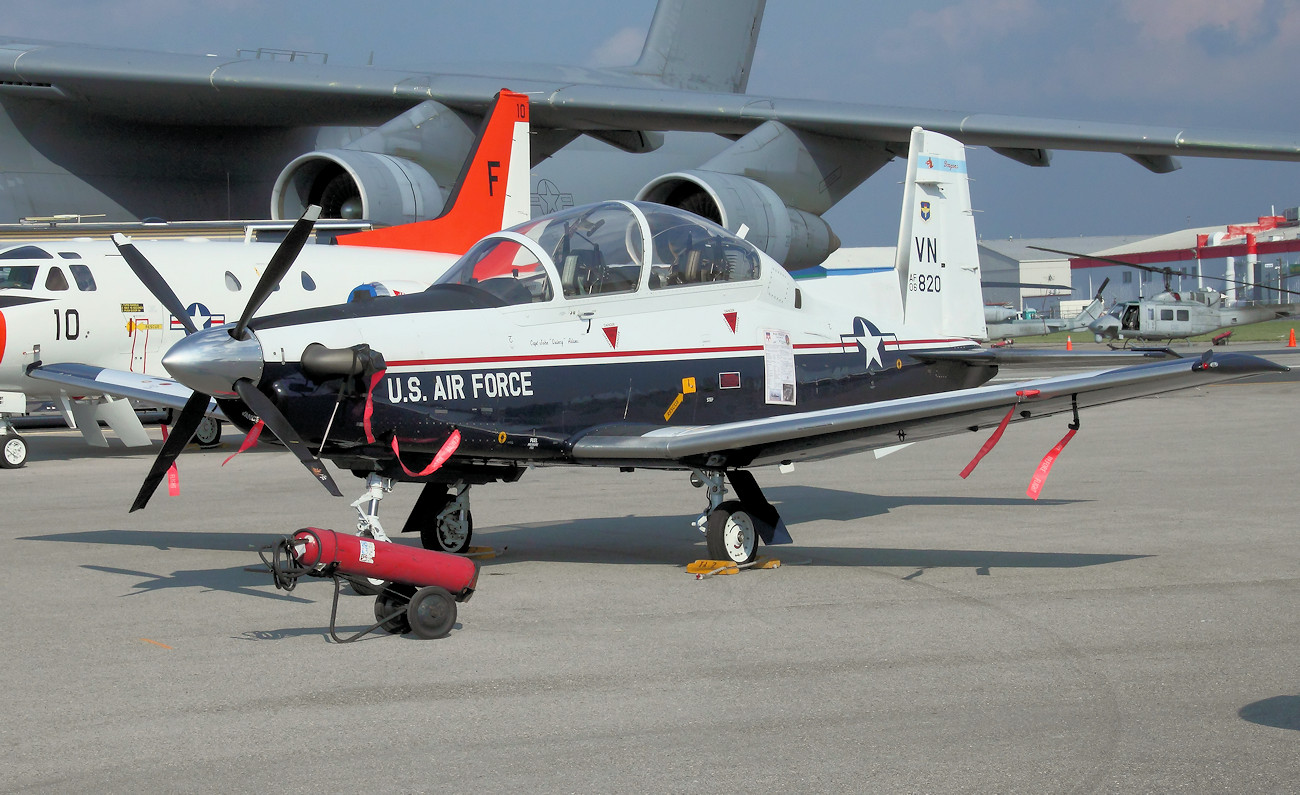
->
[602,325,619,349]
[723,311,738,333]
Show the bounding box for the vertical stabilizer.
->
[338,90,531,255]
[626,0,766,92]
[893,127,987,340]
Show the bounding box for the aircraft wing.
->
[1,41,1298,164]
[26,363,221,417]
[569,352,1284,469]
[911,348,1178,366]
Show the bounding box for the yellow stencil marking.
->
[664,392,684,421]
[681,377,696,394]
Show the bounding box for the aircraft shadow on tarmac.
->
[233,619,464,644]
[80,563,311,603]
[764,484,1077,522]
[1238,695,1300,732]
[21,482,1140,578]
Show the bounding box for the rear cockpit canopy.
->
[431,201,764,305]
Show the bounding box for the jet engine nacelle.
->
[636,170,839,270]
[271,150,444,227]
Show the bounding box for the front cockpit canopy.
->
[431,201,763,305]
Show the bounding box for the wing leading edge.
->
[569,352,1285,469]
[27,363,221,417]
[1,42,1298,163]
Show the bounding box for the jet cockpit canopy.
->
[431,201,763,305]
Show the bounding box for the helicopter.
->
[1030,246,1300,344]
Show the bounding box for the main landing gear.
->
[691,469,792,565]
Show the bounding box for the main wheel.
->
[705,500,760,565]
[195,417,222,448]
[420,508,473,554]
[374,585,413,634]
[406,586,457,639]
[2,433,27,469]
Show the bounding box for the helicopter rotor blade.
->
[129,390,211,512]
[1028,245,1300,300]
[112,234,200,336]
[230,205,322,341]
[234,378,342,497]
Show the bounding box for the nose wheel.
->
[404,481,473,554]
[2,431,27,469]
[194,417,222,448]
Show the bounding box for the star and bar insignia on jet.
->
[840,316,894,372]
[171,302,225,331]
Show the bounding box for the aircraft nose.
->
[162,326,264,397]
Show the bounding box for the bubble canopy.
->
[431,201,763,305]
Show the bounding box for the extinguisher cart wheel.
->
[406,586,457,639]
[374,584,415,635]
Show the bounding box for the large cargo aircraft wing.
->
[1,40,1297,166]
[568,352,1284,469]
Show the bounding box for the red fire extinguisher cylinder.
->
[291,528,477,600]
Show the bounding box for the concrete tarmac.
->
[2,344,1298,791]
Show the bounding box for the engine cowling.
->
[636,170,839,269]
[271,150,444,227]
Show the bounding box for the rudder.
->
[625,0,766,92]
[338,90,531,255]
[894,127,986,341]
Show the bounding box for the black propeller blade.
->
[112,234,199,335]
[231,205,322,341]
[234,379,342,497]
[123,204,341,511]
[129,390,211,512]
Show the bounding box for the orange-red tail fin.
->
[338,90,530,254]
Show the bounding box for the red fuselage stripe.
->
[388,339,969,367]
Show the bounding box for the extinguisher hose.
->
[258,536,315,592]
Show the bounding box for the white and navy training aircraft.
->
[0,91,532,467]
[117,127,1285,564]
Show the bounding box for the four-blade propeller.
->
[115,206,342,511]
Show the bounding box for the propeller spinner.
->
[116,206,342,511]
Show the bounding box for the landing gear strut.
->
[402,481,473,553]
[691,469,791,565]
[348,473,395,595]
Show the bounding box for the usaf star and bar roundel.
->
[171,302,225,331]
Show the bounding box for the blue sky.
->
[7,0,1299,246]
